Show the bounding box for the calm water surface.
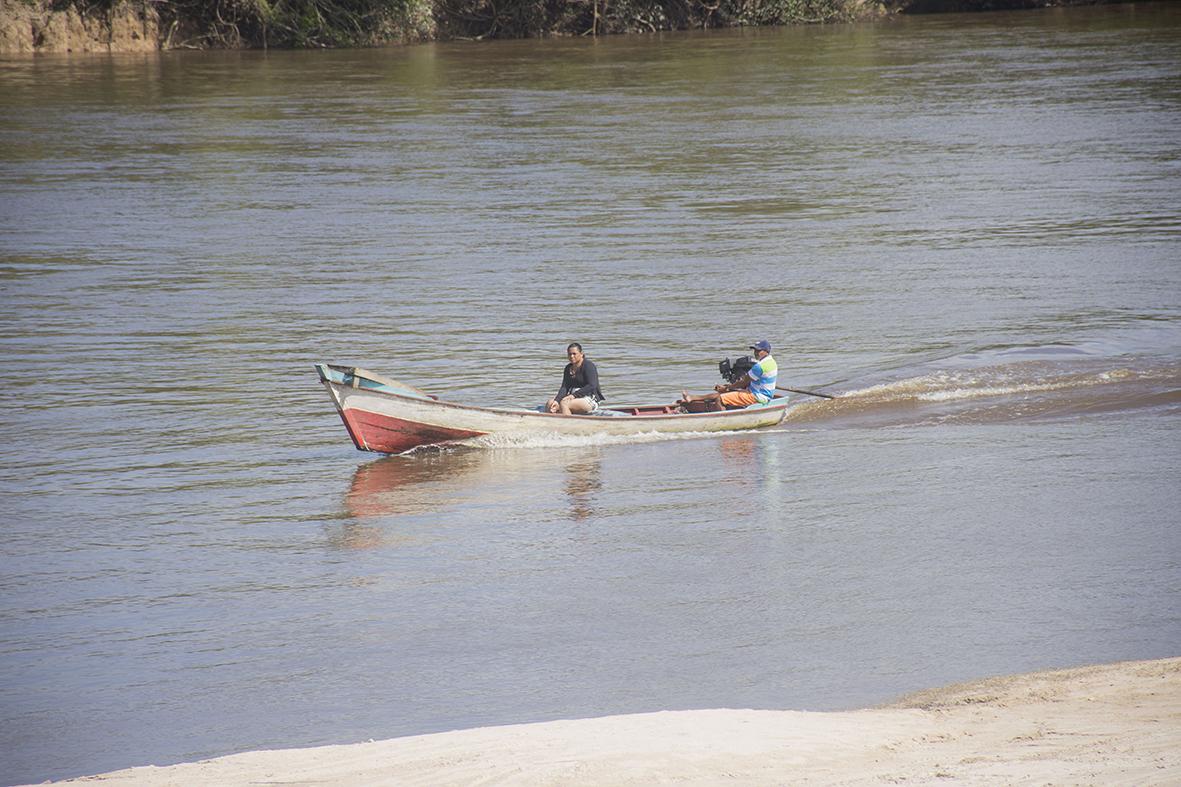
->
[2,4,1180,783]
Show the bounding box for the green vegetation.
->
[68,0,868,48]
[433,0,860,40]
[48,0,1117,49]
[154,0,434,48]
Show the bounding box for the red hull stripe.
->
[341,407,486,454]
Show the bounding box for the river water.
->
[2,4,1180,783]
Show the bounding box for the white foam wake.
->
[460,428,763,451]
[843,368,1138,404]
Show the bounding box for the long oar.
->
[777,385,836,400]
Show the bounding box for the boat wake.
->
[784,358,1181,429]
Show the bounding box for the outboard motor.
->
[718,355,755,384]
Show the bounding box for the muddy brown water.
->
[1,4,1179,783]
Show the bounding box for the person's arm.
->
[715,366,758,394]
[554,364,573,401]
[714,376,747,393]
[742,360,765,392]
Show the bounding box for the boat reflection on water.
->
[562,451,602,522]
[344,451,478,519]
[327,450,489,550]
[718,435,756,466]
[328,431,796,549]
[329,446,607,548]
[716,434,784,513]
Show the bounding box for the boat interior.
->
[319,364,784,416]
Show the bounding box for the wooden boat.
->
[316,364,790,455]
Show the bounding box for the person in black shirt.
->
[547,342,605,415]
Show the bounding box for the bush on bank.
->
[0,0,1122,51]
[15,0,863,48]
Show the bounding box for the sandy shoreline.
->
[42,657,1180,786]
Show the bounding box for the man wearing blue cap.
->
[681,340,778,411]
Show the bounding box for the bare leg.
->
[559,395,596,415]
[679,391,723,411]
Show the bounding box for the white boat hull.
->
[317,364,789,454]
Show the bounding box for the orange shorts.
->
[719,390,759,408]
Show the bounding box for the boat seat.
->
[623,405,679,415]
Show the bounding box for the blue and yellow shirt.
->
[748,355,778,402]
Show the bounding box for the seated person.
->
[681,340,777,411]
[547,342,605,415]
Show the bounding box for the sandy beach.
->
[41,656,1179,786]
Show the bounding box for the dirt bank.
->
[0,0,165,53]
